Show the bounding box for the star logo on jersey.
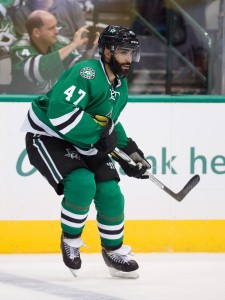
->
[80,67,95,79]
[65,148,81,160]
[109,28,116,34]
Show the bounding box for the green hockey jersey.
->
[22,58,129,154]
[10,33,81,94]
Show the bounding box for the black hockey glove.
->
[114,138,151,179]
[114,156,149,179]
[94,115,117,154]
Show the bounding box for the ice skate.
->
[60,234,83,277]
[102,245,139,279]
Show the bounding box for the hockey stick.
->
[112,148,200,202]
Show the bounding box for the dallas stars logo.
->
[106,162,115,170]
[109,28,116,34]
[109,89,120,101]
[80,67,95,79]
[65,148,81,160]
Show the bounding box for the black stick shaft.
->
[112,148,200,202]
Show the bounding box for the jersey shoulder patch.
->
[80,67,95,80]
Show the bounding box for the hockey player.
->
[22,25,151,279]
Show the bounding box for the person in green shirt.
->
[10,9,89,94]
[22,25,151,279]
[10,0,86,39]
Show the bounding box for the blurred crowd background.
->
[0,0,224,95]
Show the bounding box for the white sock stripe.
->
[61,207,88,220]
[97,222,124,231]
[61,218,85,228]
[99,231,124,240]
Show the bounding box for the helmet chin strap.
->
[101,56,119,87]
[103,55,118,75]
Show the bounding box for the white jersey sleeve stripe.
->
[50,108,81,126]
[24,55,44,82]
[56,110,84,135]
[29,106,61,138]
[33,55,45,81]
[0,5,7,17]
[24,57,33,82]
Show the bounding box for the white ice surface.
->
[0,253,225,300]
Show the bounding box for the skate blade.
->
[108,267,139,279]
[69,268,79,277]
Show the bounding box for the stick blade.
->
[175,174,200,202]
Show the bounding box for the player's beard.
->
[112,58,131,76]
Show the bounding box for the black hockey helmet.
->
[98,25,140,62]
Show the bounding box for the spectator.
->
[0,0,19,56]
[10,10,89,94]
[11,0,86,39]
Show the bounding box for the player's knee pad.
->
[62,168,96,210]
[94,180,124,221]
